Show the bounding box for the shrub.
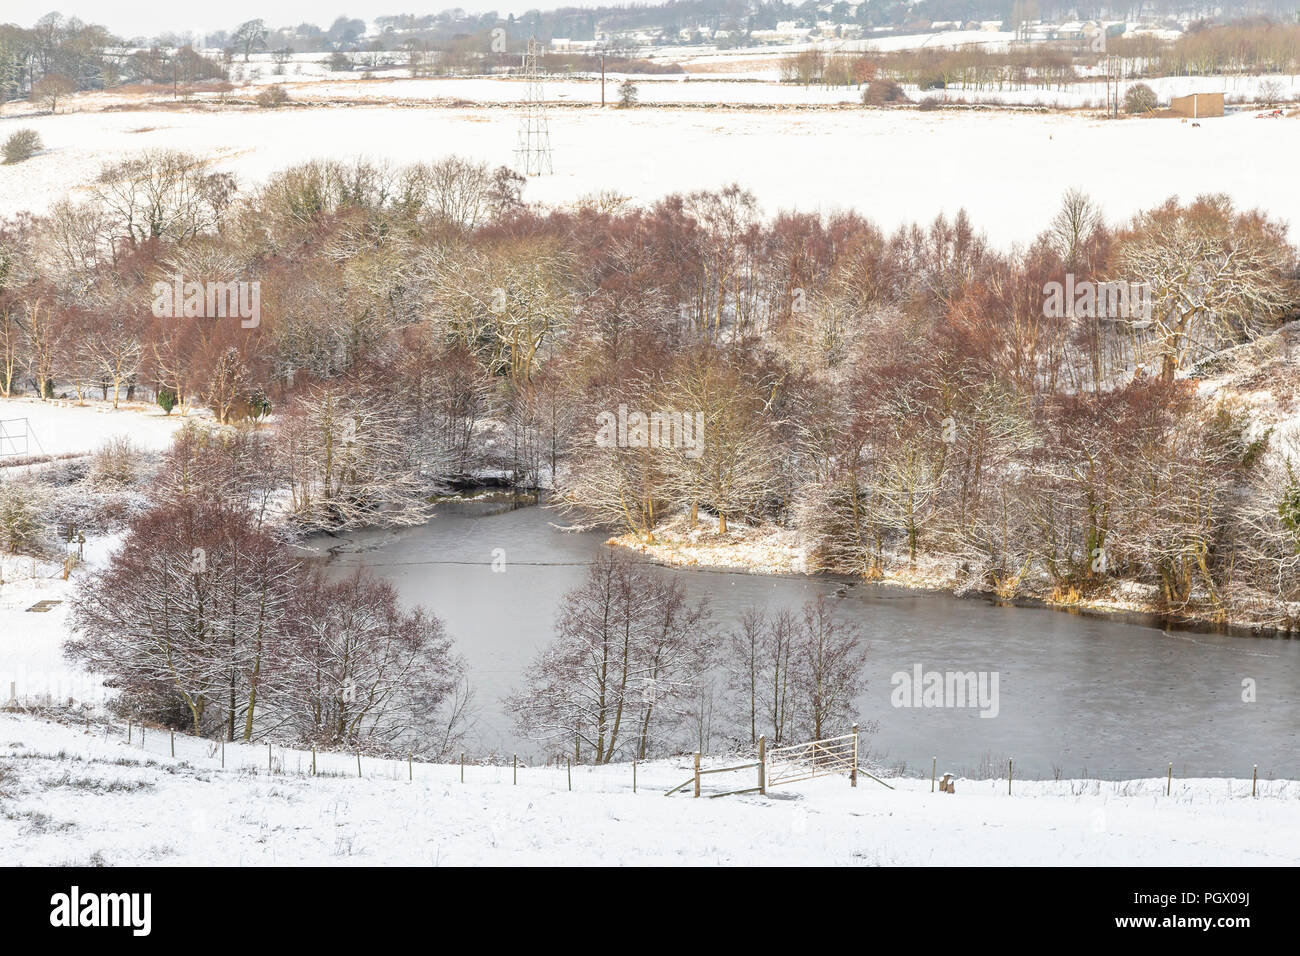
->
[2,129,42,165]
[255,84,289,108]
[1259,79,1285,108]
[918,97,941,112]
[88,437,144,488]
[618,79,639,108]
[1124,83,1158,114]
[862,79,908,106]
[0,479,49,554]
[156,387,177,415]
[247,390,272,420]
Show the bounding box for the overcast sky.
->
[10,3,564,39]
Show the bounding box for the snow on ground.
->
[612,512,808,574]
[1,398,188,706]
[0,560,104,711]
[2,713,1297,865]
[2,102,1298,247]
[924,72,1300,109]
[281,74,880,106]
[230,71,1300,109]
[0,397,185,460]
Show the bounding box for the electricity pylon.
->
[515,37,554,176]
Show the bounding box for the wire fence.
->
[7,705,1300,801]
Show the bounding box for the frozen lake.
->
[322,500,1300,779]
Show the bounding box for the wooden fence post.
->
[127,719,131,744]
[567,758,572,791]
[513,754,517,785]
[1167,763,1172,796]
[268,742,273,772]
[409,752,413,781]
[633,759,637,794]
[758,736,766,795]
[850,723,858,788]
[693,752,701,798]
[170,730,174,757]
[1008,757,1013,795]
[141,723,145,748]
[1252,765,1258,798]
[931,756,937,792]
[460,752,464,783]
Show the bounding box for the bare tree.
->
[506,552,711,762]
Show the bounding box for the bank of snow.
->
[1,713,1297,865]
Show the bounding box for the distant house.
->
[1170,92,1224,118]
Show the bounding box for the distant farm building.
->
[1169,92,1224,118]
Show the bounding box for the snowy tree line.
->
[1,150,1298,633]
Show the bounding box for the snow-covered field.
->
[0,397,184,459]
[1,713,1296,865]
[2,100,1297,247]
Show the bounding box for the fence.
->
[4,705,1291,800]
[767,726,860,789]
[0,418,41,458]
[665,725,887,797]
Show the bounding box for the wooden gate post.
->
[758,735,766,795]
[693,752,701,798]
[851,724,858,788]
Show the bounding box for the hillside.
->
[2,713,1298,865]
